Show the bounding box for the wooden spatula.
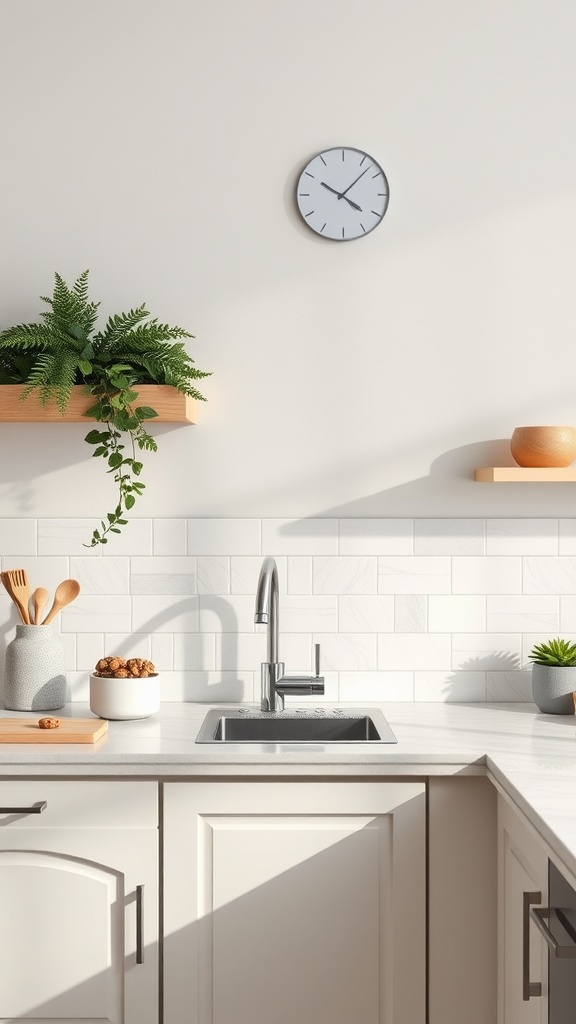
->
[1,569,31,624]
[31,587,50,625]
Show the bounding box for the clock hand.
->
[320,181,362,212]
[339,163,373,197]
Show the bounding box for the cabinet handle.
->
[136,884,144,964]
[523,891,543,1001]
[0,800,47,814]
[530,905,576,958]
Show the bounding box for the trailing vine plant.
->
[0,270,209,546]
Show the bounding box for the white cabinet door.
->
[164,781,426,1024]
[498,795,548,1024]
[0,781,158,1024]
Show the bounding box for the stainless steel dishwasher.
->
[530,861,576,1022]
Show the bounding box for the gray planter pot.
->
[531,663,576,715]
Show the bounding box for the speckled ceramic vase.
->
[531,664,576,715]
[4,625,66,711]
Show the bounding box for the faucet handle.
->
[314,643,321,678]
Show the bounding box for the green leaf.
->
[108,452,123,469]
[132,461,143,475]
[78,359,93,375]
[125,494,136,510]
[85,429,108,444]
[135,406,158,420]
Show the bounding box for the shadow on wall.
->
[277,439,576,524]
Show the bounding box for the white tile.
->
[199,595,255,633]
[414,519,485,556]
[287,557,312,595]
[338,596,394,633]
[486,519,558,555]
[414,671,486,702]
[197,556,230,595]
[486,670,533,702]
[38,519,99,556]
[559,520,576,554]
[131,595,199,633]
[103,633,152,661]
[339,671,414,702]
[452,634,522,672]
[314,633,377,671]
[281,596,338,632]
[394,595,427,633]
[428,596,486,633]
[0,519,36,555]
[523,557,576,595]
[70,557,129,594]
[313,557,377,595]
[216,632,311,671]
[561,598,576,632]
[0,556,70,596]
[173,633,216,671]
[60,595,131,633]
[378,633,451,670]
[487,596,559,633]
[151,633,174,670]
[102,519,152,555]
[262,519,338,555]
[339,519,413,555]
[67,670,90,702]
[76,633,105,671]
[160,670,254,703]
[130,556,197,595]
[452,557,522,594]
[377,556,451,594]
[61,633,76,671]
[187,518,260,555]
[231,556,287,595]
[153,519,186,556]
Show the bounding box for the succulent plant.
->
[529,638,576,667]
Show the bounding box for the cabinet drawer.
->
[0,781,157,828]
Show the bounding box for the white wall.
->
[1,0,576,522]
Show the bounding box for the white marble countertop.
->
[1,701,575,880]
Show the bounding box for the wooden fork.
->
[1,568,31,624]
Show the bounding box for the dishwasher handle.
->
[523,891,543,1001]
[530,905,576,959]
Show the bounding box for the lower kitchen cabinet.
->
[163,780,426,1024]
[498,794,549,1024]
[0,781,159,1024]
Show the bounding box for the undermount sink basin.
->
[195,708,397,744]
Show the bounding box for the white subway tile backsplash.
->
[523,557,576,595]
[0,519,36,556]
[338,596,394,633]
[414,671,486,702]
[486,519,558,555]
[452,557,522,594]
[262,519,338,555]
[487,596,559,633]
[378,556,450,594]
[17,518,576,704]
[339,519,413,555]
[394,595,427,633]
[187,518,260,555]
[314,557,377,594]
[428,596,486,633]
[414,519,485,556]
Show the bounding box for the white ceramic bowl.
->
[89,673,160,721]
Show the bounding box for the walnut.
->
[113,668,130,678]
[94,655,156,678]
[38,717,60,730]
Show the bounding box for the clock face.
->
[296,147,389,241]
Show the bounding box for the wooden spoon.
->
[31,587,50,625]
[1,568,31,624]
[42,579,81,625]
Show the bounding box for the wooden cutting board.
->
[0,717,108,744]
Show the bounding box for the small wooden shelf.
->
[0,384,196,423]
[475,467,576,482]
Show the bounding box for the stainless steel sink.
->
[195,708,397,744]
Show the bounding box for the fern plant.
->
[0,270,209,546]
[529,638,576,667]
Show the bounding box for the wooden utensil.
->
[31,587,50,625]
[42,578,80,625]
[1,569,31,624]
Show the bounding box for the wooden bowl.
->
[510,426,576,468]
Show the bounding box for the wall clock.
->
[296,147,389,241]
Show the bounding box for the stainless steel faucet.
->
[254,556,325,712]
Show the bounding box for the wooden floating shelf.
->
[475,467,576,482]
[0,384,196,423]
